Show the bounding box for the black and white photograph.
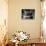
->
[21,9,35,19]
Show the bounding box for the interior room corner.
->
[0,0,46,46]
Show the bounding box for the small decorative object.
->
[21,9,35,19]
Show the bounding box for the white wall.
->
[8,0,41,39]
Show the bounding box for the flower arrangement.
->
[11,31,30,42]
[17,31,30,41]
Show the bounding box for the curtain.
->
[41,0,46,40]
[43,0,46,39]
[0,0,8,45]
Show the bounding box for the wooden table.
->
[18,43,46,46]
[18,38,46,46]
[5,38,46,46]
[5,41,15,46]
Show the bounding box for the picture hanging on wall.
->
[21,9,35,19]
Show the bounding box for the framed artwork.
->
[21,9,35,19]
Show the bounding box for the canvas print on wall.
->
[21,9,35,19]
